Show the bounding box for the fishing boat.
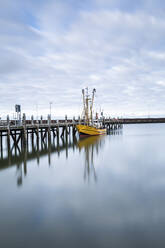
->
[76,88,106,136]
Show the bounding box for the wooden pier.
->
[1,115,164,150]
[0,115,123,152]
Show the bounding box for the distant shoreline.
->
[120,117,165,124]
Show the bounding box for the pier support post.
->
[0,131,3,159]
[6,115,11,162]
[56,120,60,149]
[7,115,10,150]
[48,114,51,141]
[103,117,105,128]
[31,115,34,125]
[41,115,43,125]
[36,124,39,141]
[22,113,27,145]
[0,131,2,149]
[72,116,76,136]
[56,120,59,143]
[65,115,68,140]
[61,127,65,138]
[65,125,68,140]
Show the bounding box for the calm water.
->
[1,124,165,248]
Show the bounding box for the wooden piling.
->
[48,115,51,142]
[22,113,27,145]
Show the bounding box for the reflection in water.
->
[2,125,165,248]
[0,135,79,186]
[77,136,105,182]
[0,131,120,186]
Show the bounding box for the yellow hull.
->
[76,125,106,136]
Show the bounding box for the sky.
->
[1,0,165,119]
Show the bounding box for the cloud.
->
[156,81,165,86]
[0,0,165,118]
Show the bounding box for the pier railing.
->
[0,117,123,127]
[1,116,165,128]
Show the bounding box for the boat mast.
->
[82,88,96,125]
[90,88,96,123]
[82,89,85,120]
[85,87,89,125]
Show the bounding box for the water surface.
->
[0,124,165,248]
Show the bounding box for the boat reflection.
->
[77,135,106,183]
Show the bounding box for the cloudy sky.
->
[1,0,165,119]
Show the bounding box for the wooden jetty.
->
[1,115,165,150]
[0,115,123,151]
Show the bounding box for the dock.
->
[1,115,164,154]
[0,115,123,151]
